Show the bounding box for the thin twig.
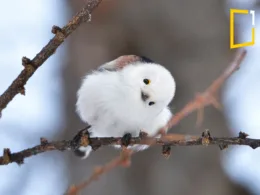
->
[0,0,103,116]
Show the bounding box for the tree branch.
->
[0,130,259,166]
[0,0,103,116]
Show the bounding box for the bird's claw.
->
[72,125,91,149]
[121,133,132,147]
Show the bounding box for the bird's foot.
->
[72,125,91,149]
[121,133,132,147]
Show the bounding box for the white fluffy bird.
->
[75,55,176,158]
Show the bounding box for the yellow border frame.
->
[230,9,255,49]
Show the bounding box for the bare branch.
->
[0,130,259,166]
[0,0,103,116]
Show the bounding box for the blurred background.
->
[0,0,259,194]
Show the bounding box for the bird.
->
[75,55,176,158]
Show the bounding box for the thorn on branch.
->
[238,131,249,139]
[201,129,212,146]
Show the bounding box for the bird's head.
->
[120,57,176,117]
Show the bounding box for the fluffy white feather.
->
[76,56,176,158]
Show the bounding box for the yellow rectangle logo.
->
[230,9,255,49]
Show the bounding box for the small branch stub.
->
[19,86,25,96]
[22,56,32,67]
[238,131,249,139]
[40,137,49,146]
[51,25,63,34]
[3,148,11,165]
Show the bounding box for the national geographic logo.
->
[230,9,255,49]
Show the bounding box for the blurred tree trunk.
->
[62,0,251,194]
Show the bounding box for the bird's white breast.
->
[76,70,172,138]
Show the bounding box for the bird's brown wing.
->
[97,55,154,72]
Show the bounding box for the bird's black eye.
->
[143,79,150,85]
[148,101,155,106]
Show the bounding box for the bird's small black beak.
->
[141,91,149,102]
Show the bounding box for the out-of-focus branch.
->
[0,0,103,116]
[161,49,247,130]
[0,130,259,166]
[66,149,133,195]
